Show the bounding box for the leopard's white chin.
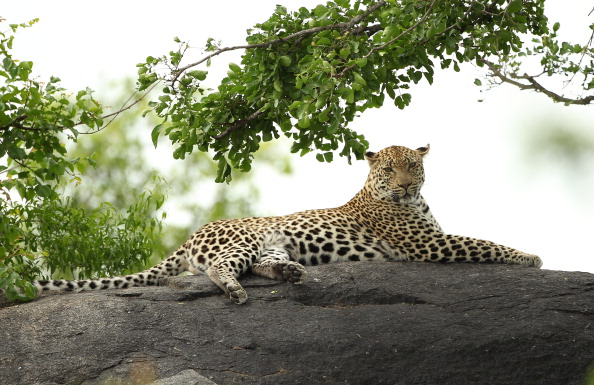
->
[390,193,415,204]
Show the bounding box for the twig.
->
[563,29,594,89]
[79,80,161,135]
[1,81,160,135]
[172,1,387,84]
[0,115,39,131]
[479,58,594,105]
[213,109,265,139]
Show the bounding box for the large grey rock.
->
[1,262,593,385]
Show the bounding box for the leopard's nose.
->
[398,182,411,189]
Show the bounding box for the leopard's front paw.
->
[227,283,248,305]
[282,262,307,284]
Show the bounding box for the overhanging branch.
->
[171,1,388,84]
[479,58,594,105]
[79,80,161,135]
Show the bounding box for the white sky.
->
[3,1,594,273]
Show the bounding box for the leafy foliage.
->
[0,188,164,301]
[0,20,164,301]
[66,80,293,266]
[0,20,104,199]
[136,0,586,182]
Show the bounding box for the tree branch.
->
[171,1,387,84]
[213,109,265,140]
[0,115,39,131]
[1,81,159,136]
[479,58,594,105]
[351,23,383,37]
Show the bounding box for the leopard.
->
[33,144,542,304]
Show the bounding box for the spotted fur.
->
[34,145,542,304]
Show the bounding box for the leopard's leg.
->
[251,248,307,284]
[205,231,306,304]
[407,233,542,267]
[250,231,307,284]
[205,247,254,305]
[207,264,248,304]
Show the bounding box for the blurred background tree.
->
[522,119,594,175]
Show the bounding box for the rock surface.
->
[149,369,216,385]
[1,262,593,385]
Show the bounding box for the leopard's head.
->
[363,145,430,203]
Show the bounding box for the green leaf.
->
[187,70,208,80]
[215,157,232,183]
[355,58,368,67]
[18,61,33,80]
[151,124,163,147]
[274,79,282,92]
[383,25,398,40]
[353,72,367,86]
[289,100,303,111]
[228,63,241,73]
[298,115,310,128]
[338,87,354,104]
[385,85,396,99]
[279,56,292,67]
[508,0,522,13]
[317,108,330,122]
[316,37,331,45]
[34,184,53,198]
[394,93,412,110]
[339,48,351,59]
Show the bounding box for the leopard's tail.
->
[34,248,190,293]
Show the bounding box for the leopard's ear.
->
[416,144,430,157]
[365,151,378,166]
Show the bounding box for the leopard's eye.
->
[409,162,417,169]
[383,167,394,173]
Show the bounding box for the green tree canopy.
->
[138,0,593,182]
